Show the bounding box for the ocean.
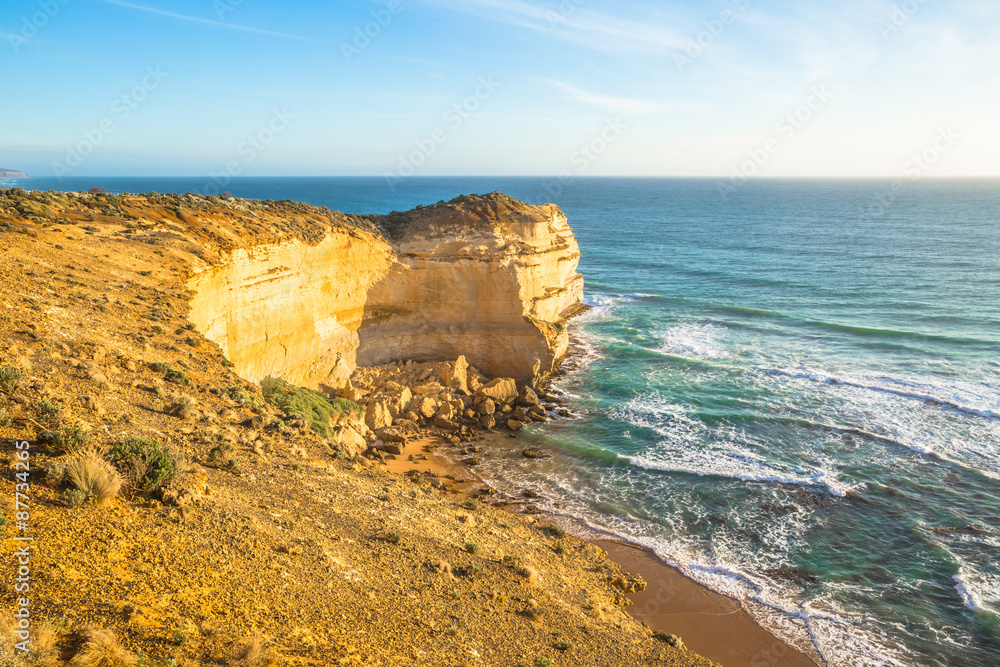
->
[9,176,1000,666]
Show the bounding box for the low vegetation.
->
[260,377,359,441]
[109,437,179,493]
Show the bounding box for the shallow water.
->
[16,176,1000,666]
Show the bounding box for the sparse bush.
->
[166,397,196,420]
[653,631,685,649]
[0,365,23,392]
[516,563,539,585]
[554,639,574,652]
[164,369,189,386]
[534,658,552,667]
[32,399,62,426]
[207,442,234,462]
[53,424,90,454]
[554,540,567,555]
[70,627,136,666]
[261,377,359,441]
[228,635,280,667]
[225,386,263,408]
[464,542,480,555]
[386,531,402,545]
[0,407,10,427]
[547,525,567,539]
[63,488,87,508]
[461,497,481,511]
[109,437,179,493]
[148,362,171,373]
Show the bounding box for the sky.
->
[1,0,998,178]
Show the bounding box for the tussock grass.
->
[228,635,280,667]
[70,627,136,666]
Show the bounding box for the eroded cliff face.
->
[186,193,583,390]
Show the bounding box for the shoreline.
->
[383,434,819,667]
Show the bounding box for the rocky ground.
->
[0,188,716,666]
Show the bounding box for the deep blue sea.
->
[8,176,1000,666]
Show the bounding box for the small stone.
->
[507,419,524,431]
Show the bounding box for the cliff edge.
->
[0,187,715,667]
[185,192,584,391]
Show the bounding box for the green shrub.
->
[32,399,62,426]
[0,365,23,392]
[226,386,263,408]
[54,425,90,453]
[164,369,189,386]
[465,542,480,555]
[110,437,179,492]
[62,488,87,508]
[261,377,360,441]
[0,407,10,427]
[534,658,552,667]
[547,525,567,539]
[207,442,233,462]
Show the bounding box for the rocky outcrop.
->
[186,193,583,390]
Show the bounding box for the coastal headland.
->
[0,188,807,665]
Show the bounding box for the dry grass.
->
[516,563,539,585]
[70,628,136,666]
[0,618,62,667]
[228,635,280,667]
[63,456,122,505]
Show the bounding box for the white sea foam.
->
[614,395,852,497]
[954,566,1000,617]
[764,365,1000,482]
[658,322,730,360]
[474,446,906,667]
[769,366,1000,422]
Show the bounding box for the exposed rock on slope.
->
[0,188,715,667]
[186,192,583,390]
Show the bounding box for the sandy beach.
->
[390,435,818,667]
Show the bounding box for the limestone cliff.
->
[186,192,583,390]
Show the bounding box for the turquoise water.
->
[13,176,1000,665]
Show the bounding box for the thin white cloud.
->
[536,78,667,115]
[102,0,328,43]
[417,0,687,55]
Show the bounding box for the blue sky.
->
[1,0,997,178]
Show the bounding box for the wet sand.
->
[384,435,818,666]
[598,540,819,667]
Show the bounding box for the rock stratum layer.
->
[0,187,716,666]
[185,192,583,391]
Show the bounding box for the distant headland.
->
[0,168,28,178]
